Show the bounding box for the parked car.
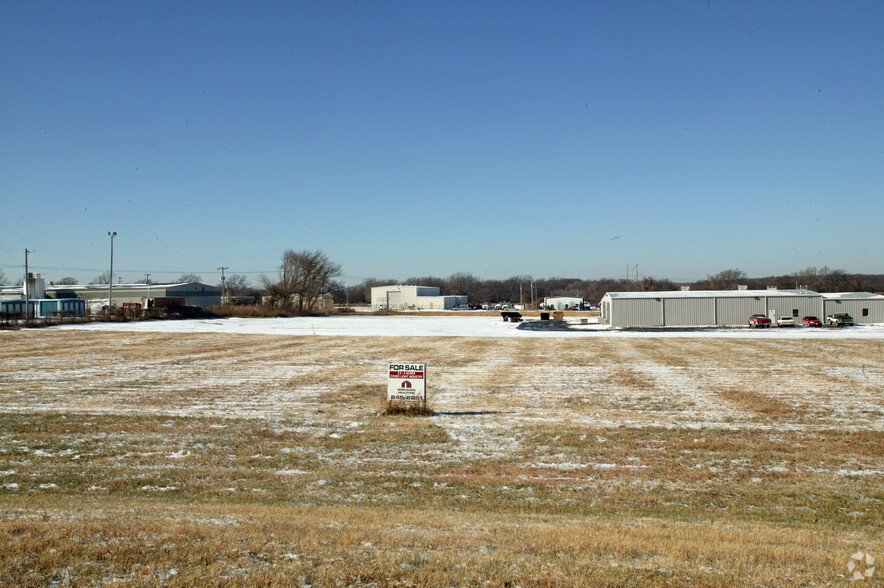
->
[749,314,772,328]
[776,316,795,327]
[802,316,822,327]
[825,313,855,327]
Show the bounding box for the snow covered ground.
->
[49,314,884,339]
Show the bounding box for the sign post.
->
[387,363,427,409]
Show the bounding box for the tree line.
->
[4,258,881,313]
[341,267,884,306]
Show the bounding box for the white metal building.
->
[599,289,824,327]
[822,292,884,324]
[542,296,585,310]
[371,285,468,311]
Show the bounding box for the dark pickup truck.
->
[825,313,854,327]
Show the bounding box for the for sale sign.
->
[388,363,426,402]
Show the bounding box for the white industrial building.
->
[371,285,468,311]
[542,296,585,310]
[822,292,884,324]
[599,289,824,328]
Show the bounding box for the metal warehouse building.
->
[599,289,823,328]
[543,296,585,310]
[0,278,221,309]
[371,285,468,311]
[822,292,884,324]
[46,282,221,308]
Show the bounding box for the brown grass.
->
[0,330,881,585]
[381,400,435,417]
[714,388,794,418]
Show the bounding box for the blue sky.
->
[2,1,882,286]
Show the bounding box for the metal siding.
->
[387,291,403,309]
[716,297,766,326]
[614,299,663,327]
[444,296,468,309]
[603,292,831,327]
[664,297,715,326]
[600,295,611,324]
[767,296,822,322]
[824,299,884,324]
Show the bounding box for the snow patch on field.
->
[49,316,884,339]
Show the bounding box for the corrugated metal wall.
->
[663,297,715,326]
[767,296,822,322]
[824,299,884,324]
[715,297,767,325]
[612,298,663,327]
[387,291,403,309]
[593,292,883,328]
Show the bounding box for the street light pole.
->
[22,249,34,323]
[107,232,116,312]
[217,266,229,304]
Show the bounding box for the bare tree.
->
[91,270,110,285]
[446,272,484,304]
[261,249,342,314]
[639,277,675,292]
[224,274,250,296]
[0,270,7,286]
[699,268,748,290]
[56,276,78,285]
[176,273,202,283]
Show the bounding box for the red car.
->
[749,314,772,328]
[802,316,822,327]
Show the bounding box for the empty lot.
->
[1,322,882,585]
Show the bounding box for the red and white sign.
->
[387,363,426,402]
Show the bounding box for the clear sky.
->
[2,1,882,286]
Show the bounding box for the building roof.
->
[604,289,819,300]
[0,282,218,296]
[45,282,215,291]
[821,292,884,300]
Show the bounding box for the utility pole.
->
[107,232,116,312]
[217,266,229,304]
[626,264,639,291]
[22,249,34,323]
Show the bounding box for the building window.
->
[792,309,799,317]
[862,308,869,317]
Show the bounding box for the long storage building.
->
[822,292,884,324]
[599,289,823,328]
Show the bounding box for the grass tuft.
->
[380,400,435,417]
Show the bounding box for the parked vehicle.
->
[802,316,822,327]
[749,314,772,328]
[776,316,795,327]
[825,313,855,327]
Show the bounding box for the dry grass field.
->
[1,329,882,586]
